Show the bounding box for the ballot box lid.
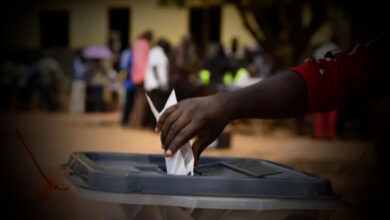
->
[66,152,337,200]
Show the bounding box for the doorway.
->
[40,11,69,48]
[189,7,221,56]
[109,8,131,51]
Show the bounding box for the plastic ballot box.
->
[64,152,339,220]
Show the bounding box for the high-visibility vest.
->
[223,72,234,85]
[234,68,249,83]
[199,69,211,85]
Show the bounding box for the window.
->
[190,7,221,54]
[109,8,131,51]
[40,11,69,48]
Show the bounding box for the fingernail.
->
[165,149,172,157]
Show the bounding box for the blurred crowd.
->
[116,31,273,128]
[0,30,273,126]
[0,29,372,140]
[0,51,63,112]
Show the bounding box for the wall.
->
[131,1,188,45]
[1,0,256,49]
[221,4,257,48]
[1,3,40,49]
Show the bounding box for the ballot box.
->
[64,152,339,219]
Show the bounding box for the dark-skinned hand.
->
[156,71,309,164]
[157,92,231,164]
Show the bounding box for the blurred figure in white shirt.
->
[144,39,171,127]
[144,39,171,108]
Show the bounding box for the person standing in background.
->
[129,31,153,127]
[82,46,113,112]
[34,51,62,111]
[108,31,122,72]
[144,39,171,127]
[119,48,135,126]
[84,58,108,112]
[204,43,231,85]
[70,50,86,114]
[170,34,198,100]
[312,42,339,139]
[107,31,122,111]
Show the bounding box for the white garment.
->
[108,69,119,92]
[144,46,169,92]
[314,42,339,58]
[235,74,262,88]
[70,80,86,114]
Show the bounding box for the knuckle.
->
[166,117,174,125]
[171,140,181,151]
[168,105,178,112]
[178,130,188,139]
[173,134,185,146]
[170,123,178,133]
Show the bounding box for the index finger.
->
[165,121,201,156]
[157,105,178,131]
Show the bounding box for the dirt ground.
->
[0,112,384,219]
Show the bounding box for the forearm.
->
[223,71,307,120]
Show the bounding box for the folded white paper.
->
[146,90,194,175]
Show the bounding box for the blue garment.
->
[119,49,135,91]
[73,56,86,80]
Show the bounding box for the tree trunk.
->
[234,0,326,70]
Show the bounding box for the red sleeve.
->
[291,39,381,113]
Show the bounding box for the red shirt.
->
[292,38,386,113]
[131,38,150,85]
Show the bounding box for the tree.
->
[233,0,326,69]
[160,0,327,70]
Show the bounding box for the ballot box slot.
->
[194,159,281,178]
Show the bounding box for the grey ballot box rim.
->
[65,152,339,202]
[64,177,339,211]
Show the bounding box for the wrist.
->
[215,90,238,122]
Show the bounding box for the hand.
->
[157,93,232,163]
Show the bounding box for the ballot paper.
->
[146,90,194,175]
